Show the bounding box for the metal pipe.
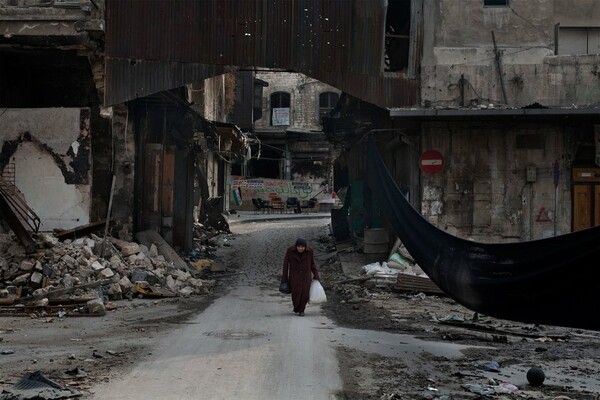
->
[491,31,508,105]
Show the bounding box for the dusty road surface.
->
[2,217,600,399]
[88,218,480,400]
[90,219,341,399]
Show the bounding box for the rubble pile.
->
[0,232,215,314]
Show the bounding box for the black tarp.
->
[367,136,600,331]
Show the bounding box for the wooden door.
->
[142,144,175,231]
[161,146,175,218]
[572,168,600,231]
[573,185,592,231]
[142,144,162,229]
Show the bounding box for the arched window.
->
[319,92,339,123]
[270,91,290,126]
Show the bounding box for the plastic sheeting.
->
[367,136,600,331]
[0,371,80,400]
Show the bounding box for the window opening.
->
[384,0,411,72]
[270,92,290,126]
[558,27,600,55]
[484,0,509,6]
[318,92,339,124]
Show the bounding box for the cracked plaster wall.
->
[421,0,600,108]
[420,122,570,242]
[0,108,91,231]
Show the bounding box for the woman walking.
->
[281,238,320,316]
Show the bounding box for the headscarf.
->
[295,238,307,247]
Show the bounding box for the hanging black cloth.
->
[367,135,600,331]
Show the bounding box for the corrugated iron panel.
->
[105,0,417,109]
[105,57,226,105]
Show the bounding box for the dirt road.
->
[2,217,600,399]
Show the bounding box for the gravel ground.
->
[2,218,600,399]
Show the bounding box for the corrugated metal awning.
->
[389,107,600,119]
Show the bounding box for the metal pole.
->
[100,175,116,257]
[491,31,508,105]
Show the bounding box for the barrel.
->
[363,228,389,254]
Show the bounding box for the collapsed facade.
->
[1,0,599,256]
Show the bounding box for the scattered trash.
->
[0,371,80,399]
[61,367,87,379]
[494,382,520,394]
[133,282,176,298]
[361,262,398,278]
[388,252,413,270]
[462,383,496,396]
[475,360,501,373]
[439,315,465,323]
[194,259,211,270]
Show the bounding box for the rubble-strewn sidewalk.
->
[0,226,223,316]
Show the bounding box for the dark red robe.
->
[282,244,320,313]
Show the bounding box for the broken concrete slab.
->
[86,299,106,316]
[136,230,191,272]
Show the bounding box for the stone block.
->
[91,261,104,271]
[105,282,122,300]
[30,271,44,285]
[118,276,133,292]
[19,260,35,271]
[41,233,59,247]
[72,238,86,247]
[166,275,178,292]
[86,299,106,316]
[61,255,77,268]
[120,243,141,257]
[82,246,94,259]
[99,268,115,278]
[186,277,204,289]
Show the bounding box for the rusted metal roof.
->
[105,0,418,109]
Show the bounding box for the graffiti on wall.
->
[231,177,321,199]
[230,176,325,210]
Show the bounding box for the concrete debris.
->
[86,299,106,316]
[0,232,216,315]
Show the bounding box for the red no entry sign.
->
[419,150,444,175]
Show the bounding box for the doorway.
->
[572,167,600,231]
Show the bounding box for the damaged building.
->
[230,71,341,213]
[1,0,599,256]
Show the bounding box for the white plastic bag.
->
[309,279,327,304]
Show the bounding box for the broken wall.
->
[108,104,136,240]
[0,108,92,231]
[420,121,570,242]
[421,0,600,108]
